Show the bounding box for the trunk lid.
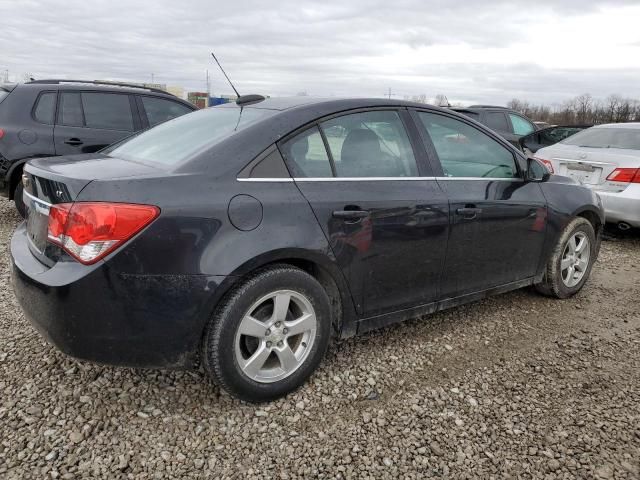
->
[547,144,640,191]
[23,153,164,266]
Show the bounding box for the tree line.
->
[506,94,640,125]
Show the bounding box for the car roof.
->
[593,122,640,129]
[21,80,182,99]
[216,96,449,112]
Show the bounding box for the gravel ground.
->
[0,197,639,479]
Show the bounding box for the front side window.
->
[280,126,333,178]
[33,92,56,124]
[82,92,133,131]
[319,110,418,177]
[141,97,193,127]
[509,114,535,136]
[484,112,509,132]
[418,112,518,179]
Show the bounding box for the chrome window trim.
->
[237,176,521,182]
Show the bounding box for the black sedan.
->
[11,97,604,402]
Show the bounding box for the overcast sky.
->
[2,0,640,105]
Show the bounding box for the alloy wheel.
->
[561,231,590,288]
[234,290,317,383]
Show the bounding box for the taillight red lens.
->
[47,202,159,264]
[0,128,5,140]
[606,168,640,183]
[534,157,554,173]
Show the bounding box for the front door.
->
[414,110,547,298]
[54,91,137,155]
[279,109,449,316]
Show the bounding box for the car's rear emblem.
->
[578,153,588,159]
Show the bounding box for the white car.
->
[535,123,640,230]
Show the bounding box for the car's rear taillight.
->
[534,157,554,173]
[47,202,160,264]
[0,128,5,140]
[606,168,640,183]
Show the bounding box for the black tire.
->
[14,181,26,218]
[535,217,596,299]
[202,265,332,402]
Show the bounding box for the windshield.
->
[107,106,275,166]
[561,127,640,150]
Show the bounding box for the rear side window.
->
[509,114,535,135]
[33,92,57,124]
[320,110,418,177]
[418,112,518,179]
[141,97,193,127]
[59,92,84,127]
[281,126,333,178]
[483,112,509,132]
[82,93,133,131]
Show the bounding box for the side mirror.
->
[519,132,538,153]
[526,157,551,182]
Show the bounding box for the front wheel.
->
[535,217,596,298]
[202,265,332,402]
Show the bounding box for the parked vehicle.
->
[519,125,591,156]
[450,105,538,148]
[11,97,604,402]
[535,123,640,230]
[0,80,196,216]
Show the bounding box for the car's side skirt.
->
[355,277,536,335]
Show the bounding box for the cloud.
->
[1,0,640,104]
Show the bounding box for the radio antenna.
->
[210,52,240,98]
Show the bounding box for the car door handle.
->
[456,207,483,219]
[332,210,369,220]
[64,138,83,146]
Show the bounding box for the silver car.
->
[535,123,640,230]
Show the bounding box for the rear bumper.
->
[11,222,227,369]
[596,184,640,227]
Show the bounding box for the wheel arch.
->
[207,248,358,341]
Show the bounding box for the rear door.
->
[279,108,449,317]
[54,91,139,155]
[413,110,547,298]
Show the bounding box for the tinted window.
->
[82,93,133,131]
[107,106,274,166]
[320,110,418,177]
[34,92,56,124]
[281,127,332,178]
[58,92,84,127]
[509,114,535,135]
[561,127,640,150]
[418,112,518,178]
[484,112,509,132]
[539,126,584,145]
[141,97,193,127]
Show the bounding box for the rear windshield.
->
[561,127,640,150]
[107,106,275,166]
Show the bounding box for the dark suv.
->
[450,105,537,148]
[0,80,196,215]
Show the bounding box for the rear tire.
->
[535,217,596,299]
[202,265,332,402]
[14,182,26,218]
